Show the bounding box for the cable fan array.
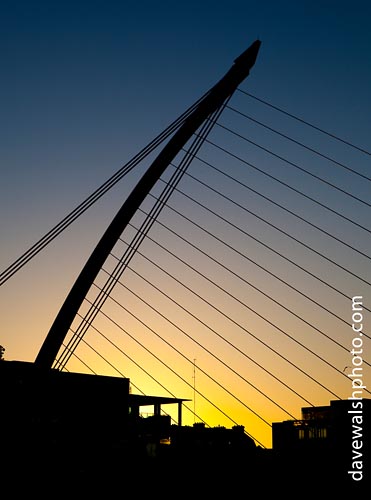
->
[1,88,370,448]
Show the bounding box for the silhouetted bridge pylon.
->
[1,39,370,448]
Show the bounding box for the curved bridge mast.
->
[35,40,261,369]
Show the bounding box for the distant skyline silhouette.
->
[1,360,369,492]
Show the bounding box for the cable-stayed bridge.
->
[1,40,370,450]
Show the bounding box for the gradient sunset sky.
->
[1,0,370,448]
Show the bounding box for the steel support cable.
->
[101,266,306,419]
[0,95,208,287]
[216,122,371,210]
[141,190,371,350]
[237,89,371,157]
[84,297,266,446]
[103,262,313,409]
[60,343,97,374]
[203,139,371,285]
[116,241,342,399]
[170,163,371,316]
[226,105,371,182]
[54,102,228,370]
[164,167,371,334]
[190,155,370,261]
[122,218,371,379]
[205,137,371,236]
[76,316,211,429]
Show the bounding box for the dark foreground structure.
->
[1,360,369,493]
[272,398,370,491]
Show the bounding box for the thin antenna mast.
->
[193,358,196,423]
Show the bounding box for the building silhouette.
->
[272,398,370,488]
[0,360,188,463]
[1,359,369,491]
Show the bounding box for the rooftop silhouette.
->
[1,360,369,492]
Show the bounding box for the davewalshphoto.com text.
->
[348,296,366,482]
